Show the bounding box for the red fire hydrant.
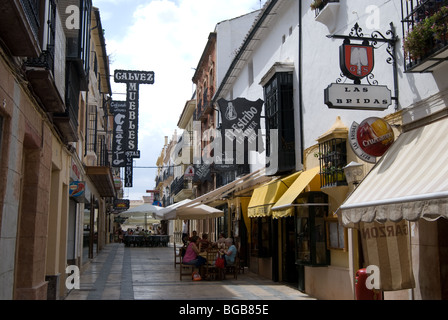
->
[355,268,383,300]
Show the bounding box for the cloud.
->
[92,0,263,200]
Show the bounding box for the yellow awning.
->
[248,171,301,218]
[272,167,321,219]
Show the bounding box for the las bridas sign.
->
[325,83,392,111]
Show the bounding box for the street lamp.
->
[343,161,364,186]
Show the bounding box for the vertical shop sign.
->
[113,70,155,186]
[111,100,128,167]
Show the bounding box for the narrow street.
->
[65,243,316,301]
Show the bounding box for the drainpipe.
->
[298,0,305,167]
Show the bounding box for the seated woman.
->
[182,236,206,267]
[222,238,237,266]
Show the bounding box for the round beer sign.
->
[357,117,394,157]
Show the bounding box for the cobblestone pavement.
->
[65,243,316,301]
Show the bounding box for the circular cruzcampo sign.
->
[349,117,395,163]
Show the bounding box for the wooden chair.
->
[225,256,239,280]
[180,262,196,281]
[174,242,183,268]
[204,248,219,280]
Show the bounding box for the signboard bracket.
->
[327,22,399,111]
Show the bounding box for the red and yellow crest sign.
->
[340,43,375,81]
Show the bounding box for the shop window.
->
[296,192,330,266]
[327,220,346,250]
[251,217,272,258]
[318,138,347,188]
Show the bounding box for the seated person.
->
[222,238,237,266]
[216,232,226,249]
[199,233,210,252]
[182,236,202,267]
[188,230,198,242]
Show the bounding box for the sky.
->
[92,0,265,200]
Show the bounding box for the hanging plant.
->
[431,6,448,41]
[310,0,324,11]
[403,17,434,60]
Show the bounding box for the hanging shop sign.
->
[69,181,90,203]
[111,100,128,167]
[114,70,155,84]
[325,23,398,111]
[325,83,392,110]
[114,199,130,211]
[349,117,395,163]
[184,165,195,180]
[193,164,212,183]
[216,98,264,167]
[340,43,375,81]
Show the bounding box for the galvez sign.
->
[113,69,155,187]
[325,83,392,110]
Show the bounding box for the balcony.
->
[172,175,193,202]
[402,0,448,73]
[195,87,214,121]
[53,65,80,143]
[85,166,116,198]
[312,0,340,33]
[23,0,65,114]
[0,0,41,57]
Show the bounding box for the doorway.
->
[281,216,298,284]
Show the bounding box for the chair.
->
[204,248,219,280]
[174,242,183,268]
[225,256,239,280]
[179,257,196,281]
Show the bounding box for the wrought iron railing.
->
[318,138,347,188]
[24,0,56,73]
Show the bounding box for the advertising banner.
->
[360,220,416,291]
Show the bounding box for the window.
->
[264,72,295,175]
[248,59,254,86]
[87,105,97,154]
[318,138,347,188]
[327,220,346,250]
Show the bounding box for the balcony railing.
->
[402,0,448,72]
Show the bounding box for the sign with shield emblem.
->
[340,43,375,82]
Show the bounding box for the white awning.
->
[341,117,448,227]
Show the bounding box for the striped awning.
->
[248,171,301,218]
[271,167,321,219]
[341,117,448,227]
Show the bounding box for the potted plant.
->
[431,6,448,42]
[403,17,434,60]
[310,0,324,10]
